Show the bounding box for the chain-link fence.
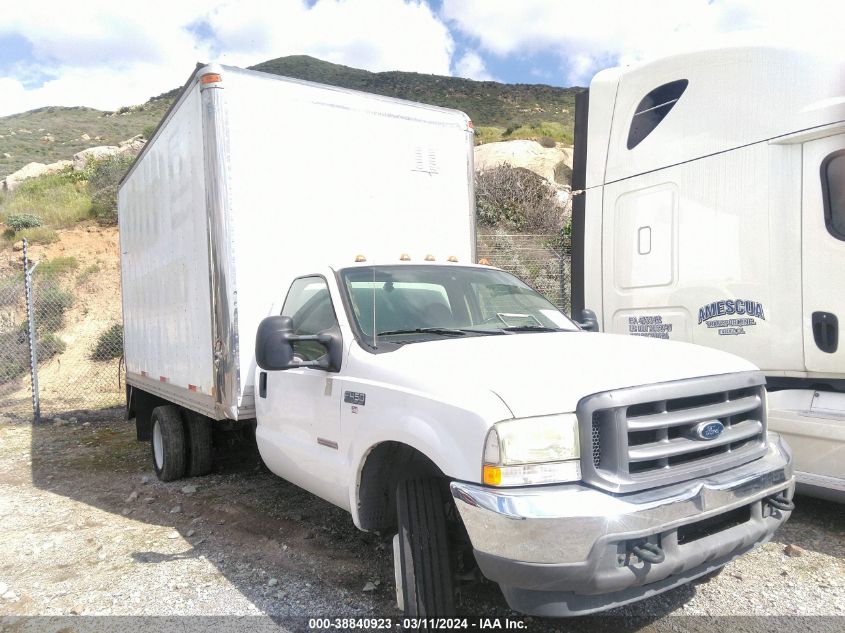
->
[0,269,32,420]
[0,241,124,422]
[477,230,572,315]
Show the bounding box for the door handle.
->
[812,312,839,354]
[259,371,268,398]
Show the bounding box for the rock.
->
[181,485,197,494]
[186,529,195,537]
[72,145,121,171]
[69,417,78,424]
[362,582,376,592]
[2,161,46,191]
[53,417,69,426]
[70,605,84,615]
[41,134,55,142]
[125,491,138,503]
[141,475,150,484]
[784,544,806,557]
[167,531,180,539]
[82,421,90,427]
[2,152,10,158]
[80,133,91,141]
[12,241,24,251]
[474,140,573,184]
[2,590,17,600]
[268,578,278,587]
[0,582,7,595]
[143,497,154,503]
[170,504,182,514]
[121,508,131,516]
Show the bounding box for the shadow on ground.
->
[23,409,841,631]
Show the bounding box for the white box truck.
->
[119,63,794,617]
[571,45,845,502]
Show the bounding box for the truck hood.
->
[363,332,758,419]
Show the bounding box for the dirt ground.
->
[0,411,843,633]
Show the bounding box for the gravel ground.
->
[0,411,843,633]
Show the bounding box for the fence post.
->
[23,239,41,424]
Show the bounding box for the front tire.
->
[151,405,186,482]
[395,478,455,616]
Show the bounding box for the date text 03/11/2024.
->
[307,618,528,630]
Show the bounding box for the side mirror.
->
[255,315,296,370]
[576,308,599,332]
[255,315,343,372]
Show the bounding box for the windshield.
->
[339,265,578,345]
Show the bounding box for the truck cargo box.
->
[118,64,475,421]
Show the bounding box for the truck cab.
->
[571,45,845,501]
[251,258,794,616]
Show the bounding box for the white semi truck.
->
[571,45,845,501]
[118,63,794,617]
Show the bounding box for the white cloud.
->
[0,0,455,116]
[440,0,844,85]
[452,51,495,81]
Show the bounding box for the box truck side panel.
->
[601,142,805,373]
[802,133,845,373]
[118,84,217,417]
[220,69,474,409]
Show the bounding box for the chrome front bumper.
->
[450,433,794,616]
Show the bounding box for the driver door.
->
[254,275,345,506]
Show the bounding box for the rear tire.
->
[151,405,186,482]
[395,478,455,616]
[183,410,213,477]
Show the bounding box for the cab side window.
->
[282,277,339,362]
[822,151,845,241]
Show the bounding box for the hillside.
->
[249,55,580,139]
[0,101,170,179]
[1,55,580,178]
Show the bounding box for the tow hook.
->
[766,494,795,512]
[629,541,665,564]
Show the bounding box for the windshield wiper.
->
[377,327,468,337]
[499,325,565,333]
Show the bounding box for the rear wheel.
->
[151,405,186,481]
[395,478,455,616]
[183,410,213,477]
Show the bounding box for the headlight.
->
[482,414,581,486]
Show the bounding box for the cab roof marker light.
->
[200,73,222,84]
[355,254,367,262]
[399,253,411,261]
[424,254,436,261]
[478,258,490,265]
[447,256,459,262]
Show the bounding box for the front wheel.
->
[395,478,455,616]
[151,405,186,481]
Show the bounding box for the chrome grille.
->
[578,372,768,493]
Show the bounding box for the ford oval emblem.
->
[694,420,725,440]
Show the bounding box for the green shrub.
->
[88,154,136,225]
[76,263,101,285]
[475,164,566,234]
[91,324,123,360]
[34,282,74,332]
[5,213,43,231]
[38,333,66,360]
[142,124,157,139]
[36,256,79,278]
[16,227,58,244]
[538,136,556,148]
[0,329,28,384]
[0,173,91,227]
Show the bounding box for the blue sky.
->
[0,0,839,116]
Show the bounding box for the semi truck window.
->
[627,79,688,150]
[281,276,339,361]
[822,150,845,240]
